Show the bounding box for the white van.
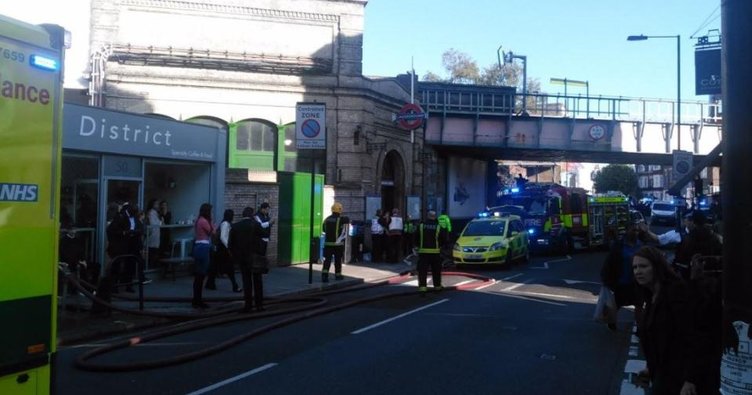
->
[650,201,677,225]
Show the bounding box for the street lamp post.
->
[498,46,528,113]
[627,34,681,151]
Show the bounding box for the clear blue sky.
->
[363,0,721,102]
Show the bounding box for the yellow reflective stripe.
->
[418,224,440,253]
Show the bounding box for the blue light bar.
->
[511,187,520,193]
[30,54,58,71]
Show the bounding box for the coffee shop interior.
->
[61,154,213,271]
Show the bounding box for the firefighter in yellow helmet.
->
[413,210,449,292]
[321,202,350,282]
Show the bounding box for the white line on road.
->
[531,255,572,269]
[502,279,532,291]
[185,363,278,395]
[351,298,450,335]
[474,280,498,291]
[502,273,524,281]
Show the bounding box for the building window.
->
[653,175,663,188]
[236,120,275,152]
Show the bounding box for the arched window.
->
[236,120,275,152]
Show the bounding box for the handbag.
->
[593,285,617,324]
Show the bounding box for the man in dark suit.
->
[230,207,266,312]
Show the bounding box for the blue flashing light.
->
[699,199,709,207]
[478,212,489,218]
[30,55,58,71]
[511,187,520,193]
[527,228,536,235]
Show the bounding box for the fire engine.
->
[490,184,631,253]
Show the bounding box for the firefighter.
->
[321,202,350,282]
[414,210,449,292]
[437,211,453,265]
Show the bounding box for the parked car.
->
[453,213,529,268]
[650,201,678,225]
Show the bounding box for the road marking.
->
[474,280,497,291]
[185,363,278,395]
[562,279,601,285]
[531,255,572,270]
[502,279,531,291]
[502,273,524,281]
[351,298,449,335]
[454,279,475,287]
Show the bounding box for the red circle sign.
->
[396,103,425,130]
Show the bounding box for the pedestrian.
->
[414,210,449,292]
[145,198,163,270]
[254,202,274,257]
[158,200,172,257]
[106,202,145,293]
[387,208,403,263]
[370,209,385,263]
[59,219,87,295]
[230,207,267,312]
[379,209,391,258]
[632,246,706,395]
[438,211,453,265]
[205,209,241,292]
[672,210,722,280]
[321,202,349,282]
[600,221,645,330]
[191,203,215,309]
[402,214,415,258]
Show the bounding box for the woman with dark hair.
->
[205,209,241,292]
[632,246,706,395]
[191,203,215,308]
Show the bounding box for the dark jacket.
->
[230,217,267,274]
[638,280,704,395]
[106,211,143,258]
[413,218,448,254]
[673,226,722,267]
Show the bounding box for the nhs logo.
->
[0,183,39,202]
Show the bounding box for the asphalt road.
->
[56,251,636,395]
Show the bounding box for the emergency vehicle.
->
[491,183,631,253]
[0,14,66,394]
[587,192,632,248]
[493,183,589,253]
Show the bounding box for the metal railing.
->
[419,87,722,125]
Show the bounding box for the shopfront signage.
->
[63,103,221,162]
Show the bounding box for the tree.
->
[423,48,540,102]
[593,165,639,196]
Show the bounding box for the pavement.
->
[57,258,414,346]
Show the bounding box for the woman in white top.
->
[145,198,163,269]
[205,209,241,292]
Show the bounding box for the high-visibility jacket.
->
[404,220,415,234]
[438,214,452,232]
[323,214,350,246]
[415,219,447,254]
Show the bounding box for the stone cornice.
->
[122,0,339,23]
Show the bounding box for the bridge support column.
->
[660,123,672,153]
[632,121,645,152]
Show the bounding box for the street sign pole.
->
[296,102,326,284]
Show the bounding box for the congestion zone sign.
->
[295,103,326,150]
